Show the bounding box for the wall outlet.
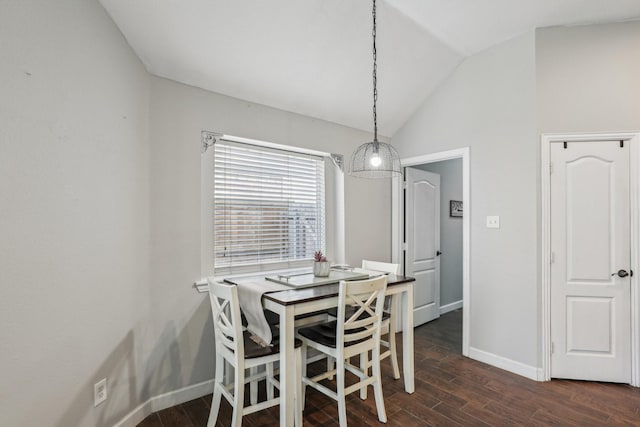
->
[486,216,500,229]
[94,378,107,407]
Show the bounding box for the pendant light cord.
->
[372,0,378,144]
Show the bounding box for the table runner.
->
[229,277,290,346]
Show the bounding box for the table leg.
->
[402,283,415,393]
[279,305,295,426]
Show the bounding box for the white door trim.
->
[392,147,470,356]
[541,132,640,386]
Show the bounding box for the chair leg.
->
[300,344,308,409]
[266,363,275,400]
[249,366,258,405]
[231,361,245,427]
[295,347,303,427]
[388,332,400,380]
[372,349,387,423]
[207,354,224,427]
[359,352,368,400]
[388,302,400,380]
[336,357,347,427]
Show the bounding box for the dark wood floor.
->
[138,310,640,426]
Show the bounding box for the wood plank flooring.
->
[138,310,640,426]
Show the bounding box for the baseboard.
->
[440,300,463,315]
[468,346,539,381]
[114,380,213,427]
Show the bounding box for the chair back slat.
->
[362,259,400,275]
[207,279,244,360]
[346,315,380,331]
[337,276,387,348]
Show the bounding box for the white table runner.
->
[229,277,290,346]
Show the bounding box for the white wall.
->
[392,33,538,368]
[414,159,463,307]
[537,21,640,133]
[0,1,150,426]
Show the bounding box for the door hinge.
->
[402,181,407,189]
[549,163,553,174]
[551,342,555,354]
[550,252,555,264]
[402,242,408,251]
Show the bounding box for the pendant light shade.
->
[350,140,401,178]
[348,0,402,179]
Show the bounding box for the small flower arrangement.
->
[314,250,327,262]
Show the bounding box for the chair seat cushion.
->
[243,330,301,359]
[326,306,391,321]
[297,321,369,349]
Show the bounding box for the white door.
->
[550,140,631,382]
[405,167,441,326]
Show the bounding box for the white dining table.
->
[261,274,416,427]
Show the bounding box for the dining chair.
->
[207,279,302,427]
[361,260,401,382]
[327,260,401,393]
[296,276,388,426]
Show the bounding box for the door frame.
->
[391,147,471,356]
[541,132,640,386]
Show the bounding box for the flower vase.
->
[313,261,331,277]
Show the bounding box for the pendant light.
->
[349,0,401,178]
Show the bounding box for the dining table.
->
[243,272,417,427]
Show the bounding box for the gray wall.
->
[392,33,539,368]
[0,1,392,426]
[537,21,640,133]
[5,3,637,425]
[414,159,463,307]
[0,0,151,425]
[147,75,392,396]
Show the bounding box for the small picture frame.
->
[450,200,463,217]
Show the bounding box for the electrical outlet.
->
[94,378,107,407]
[486,216,500,229]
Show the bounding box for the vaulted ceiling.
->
[99,0,640,136]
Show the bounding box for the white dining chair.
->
[327,260,401,393]
[361,260,401,382]
[296,276,388,426]
[207,279,302,427]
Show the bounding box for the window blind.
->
[213,139,326,275]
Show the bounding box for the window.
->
[213,139,326,275]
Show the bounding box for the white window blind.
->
[213,139,326,275]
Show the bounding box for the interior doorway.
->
[392,147,470,357]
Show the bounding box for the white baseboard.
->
[468,346,540,381]
[440,300,463,315]
[114,380,214,427]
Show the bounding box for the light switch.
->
[486,216,500,229]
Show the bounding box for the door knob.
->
[436,250,442,256]
[612,269,630,278]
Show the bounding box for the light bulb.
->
[370,153,382,167]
